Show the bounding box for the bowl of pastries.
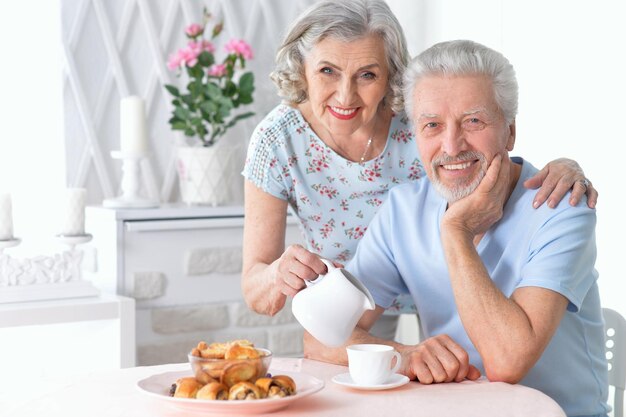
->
[187,339,277,397]
[172,339,296,401]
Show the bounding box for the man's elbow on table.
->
[483,356,533,384]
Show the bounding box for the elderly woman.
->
[241,0,596,339]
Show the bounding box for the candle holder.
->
[0,237,21,254]
[0,234,99,304]
[55,233,93,251]
[103,151,159,208]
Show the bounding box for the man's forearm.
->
[303,326,405,366]
[441,227,544,382]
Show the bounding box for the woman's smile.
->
[327,106,360,120]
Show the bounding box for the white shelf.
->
[90,203,245,220]
[0,293,122,327]
[0,293,136,368]
[0,281,100,305]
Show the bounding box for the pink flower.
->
[208,63,227,77]
[201,40,215,53]
[185,23,204,38]
[187,40,203,55]
[225,39,253,60]
[183,50,199,67]
[167,42,208,70]
[183,41,204,67]
[167,49,186,70]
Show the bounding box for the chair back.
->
[603,307,626,417]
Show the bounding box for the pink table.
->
[4,358,565,417]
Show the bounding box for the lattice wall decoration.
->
[61,0,317,205]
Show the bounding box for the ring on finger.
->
[578,178,590,188]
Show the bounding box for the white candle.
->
[0,193,14,240]
[61,188,86,236]
[120,96,148,154]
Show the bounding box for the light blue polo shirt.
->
[348,157,609,417]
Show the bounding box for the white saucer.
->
[331,373,410,391]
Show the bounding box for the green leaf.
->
[200,101,218,114]
[181,94,194,106]
[189,81,202,97]
[214,111,225,123]
[174,107,191,120]
[239,72,254,94]
[164,84,180,97]
[171,121,187,130]
[188,65,204,79]
[216,94,232,105]
[238,92,253,104]
[184,127,196,137]
[224,80,237,97]
[190,117,203,126]
[196,125,208,136]
[205,83,221,98]
[218,98,233,117]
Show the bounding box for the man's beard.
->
[430,151,487,203]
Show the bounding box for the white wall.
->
[0,0,66,257]
[505,2,626,317]
[389,0,626,318]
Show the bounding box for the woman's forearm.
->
[242,181,291,316]
[242,260,287,316]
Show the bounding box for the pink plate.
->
[136,369,324,415]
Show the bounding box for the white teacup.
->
[347,344,402,386]
[292,259,375,347]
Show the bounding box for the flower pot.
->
[176,143,244,206]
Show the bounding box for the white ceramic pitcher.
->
[292,259,375,347]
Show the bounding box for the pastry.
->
[230,339,254,348]
[228,381,266,400]
[168,373,296,401]
[173,377,202,398]
[255,375,296,398]
[195,382,229,400]
[221,361,259,387]
[199,360,227,380]
[199,342,228,359]
[225,343,260,360]
[194,368,217,385]
[192,339,257,359]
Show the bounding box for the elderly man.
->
[304,40,609,417]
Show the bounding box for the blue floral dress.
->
[243,104,424,314]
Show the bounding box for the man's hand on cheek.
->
[442,154,509,239]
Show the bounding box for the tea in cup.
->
[347,344,401,386]
[292,259,375,347]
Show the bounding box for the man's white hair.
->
[404,39,518,124]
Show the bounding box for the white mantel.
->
[86,204,304,366]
